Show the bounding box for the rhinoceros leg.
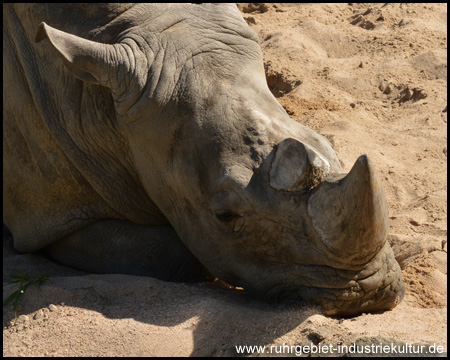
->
[44,220,212,282]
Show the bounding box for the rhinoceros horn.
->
[308,154,389,264]
[270,138,331,191]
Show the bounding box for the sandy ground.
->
[3,3,447,357]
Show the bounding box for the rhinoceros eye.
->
[215,209,239,222]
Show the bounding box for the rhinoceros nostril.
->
[215,209,240,222]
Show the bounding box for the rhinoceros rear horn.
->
[35,22,123,89]
[269,138,330,191]
[308,154,389,264]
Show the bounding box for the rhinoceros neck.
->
[3,4,168,250]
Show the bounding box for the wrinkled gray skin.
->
[3,4,404,316]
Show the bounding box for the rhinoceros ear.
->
[35,22,124,88]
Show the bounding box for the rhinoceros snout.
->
[265,149,404,316]
[270,244,405,316]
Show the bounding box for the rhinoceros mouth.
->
[270,276,404,317]
[275,282,404,317]
[262,244,405,317]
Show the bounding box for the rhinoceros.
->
[3,3,404,316]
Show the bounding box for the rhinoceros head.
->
[35,4,404,316]
[161,75,405,316]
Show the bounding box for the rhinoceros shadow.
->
[3,225,319,356]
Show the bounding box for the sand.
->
[3,3,447,357]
